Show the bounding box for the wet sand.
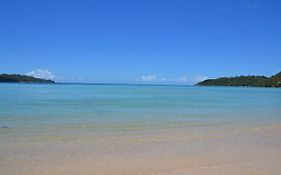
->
[1,120,281,175]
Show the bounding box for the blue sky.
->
[0,0,281,83]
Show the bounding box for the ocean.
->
[1,83,280,127]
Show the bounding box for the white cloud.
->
[242,0,258,8]
[141,75,157,82]
[173,76,189,83]
[26,69,56,80]
[140,74,209,84]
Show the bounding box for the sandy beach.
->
[1,120,281,175]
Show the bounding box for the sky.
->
[0,0,281,84]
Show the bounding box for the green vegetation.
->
[271,71,281,87]
[196,71,281,88]
[0,74,55,83]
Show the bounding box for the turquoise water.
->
[0,83,281,128]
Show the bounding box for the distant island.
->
[0,74,55,83]
[196,71,281,87]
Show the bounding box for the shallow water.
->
[1,83,280,127]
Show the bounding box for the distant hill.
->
[196,71,281,88]
[0,74,55,83]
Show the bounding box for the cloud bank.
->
[26,69,56,80]
[141,75,157,82]
[140,74,209,84]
